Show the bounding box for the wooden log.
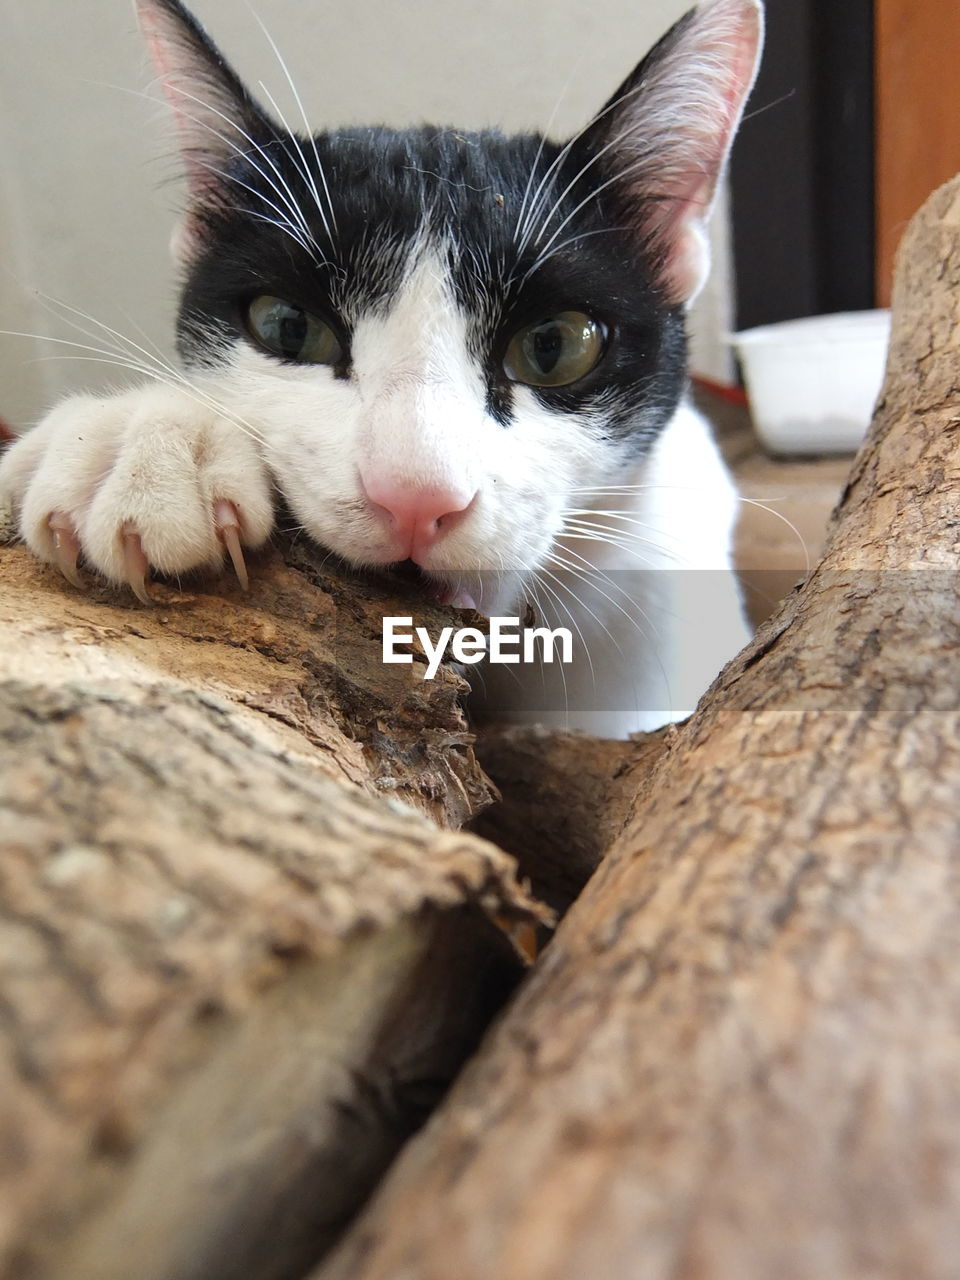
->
[0,529,548,1279]
[314,178,960,1280]
[0,528,497,830]
[471,724,668,915]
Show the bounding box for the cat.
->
[0,0,762,738]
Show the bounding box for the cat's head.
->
[140,0,762,613]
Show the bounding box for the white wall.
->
[0,0,733,431]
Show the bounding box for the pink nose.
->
[361,475,477,561]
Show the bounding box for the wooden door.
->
[875,0,960,305]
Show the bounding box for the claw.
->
[214,498,249,590]
[121,526,153,606]
[48,511,85,591]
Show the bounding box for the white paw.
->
[0,383,274,601]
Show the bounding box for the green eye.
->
[246,295,343,364]
[503,311,605,388]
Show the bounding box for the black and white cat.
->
[0,0,762,738]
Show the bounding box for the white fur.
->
[1,386,274,580]
[473,401,748,736]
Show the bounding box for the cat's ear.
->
[137,0,273,260]
[571,0,763,306]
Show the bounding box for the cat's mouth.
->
[389,559,479,612]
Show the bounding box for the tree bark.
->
[314,177,960,1280]
[0,528,497,830]
[0,530,546,1279]
[470,725,668,915]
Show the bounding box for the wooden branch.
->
[0,532,548,1279]
[471,724,669,915]
[314,178,960,1280]
[0,531,496,829]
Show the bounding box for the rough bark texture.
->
[314,179,960,1280]
[0,531,496,829]
[0,531,547,1279]
[471,725,669,915]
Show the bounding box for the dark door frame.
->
[729,0,875,331]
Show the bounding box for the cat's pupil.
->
[502,311,605,388]
[245,295,343,365]
[530,324,562,375]
[254,300,312,358]
[276,308,308,358]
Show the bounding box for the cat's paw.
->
[0,383,274,602]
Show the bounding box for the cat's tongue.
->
[435,584,478,611]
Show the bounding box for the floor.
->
[694,384,857,629]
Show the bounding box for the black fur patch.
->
[178,120,687,457]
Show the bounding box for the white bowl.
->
[732,310,892,455]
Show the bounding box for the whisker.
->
[245,1,339,238]
[32,293,181,374]
[560,523,681,569]
[515,75,664,255]
[116,306,176,366]
[562,512,687,554]
[512,50,586,243]
[240,207,321,259]
[192,153,321,260]
[564,511,680,540]
[515,88,628,254]
[167,85,320,248]
[119,79,311,239]
[509,226,625,291]
[568,484,660,494]
[2,313,269,450]
[527,572,573,710]
[570,487,811,572]
[1,330,164,377]
[530,568,596,687]
[544,550,674,706]
[256,79,334,240]
[547,545,666,652]
[94,79,322,257]
[736,498,811,571]
[528,148,695,266]
[542,558,632,658]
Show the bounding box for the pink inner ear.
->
[640,2,764,304]
[136,0,241,217]
[138,4,187,125]
[139,9,200,191]
[139,6,172,80]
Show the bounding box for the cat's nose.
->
[361,474,477,561]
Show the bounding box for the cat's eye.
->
[246,295,343,364]
[503,311,605,388]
